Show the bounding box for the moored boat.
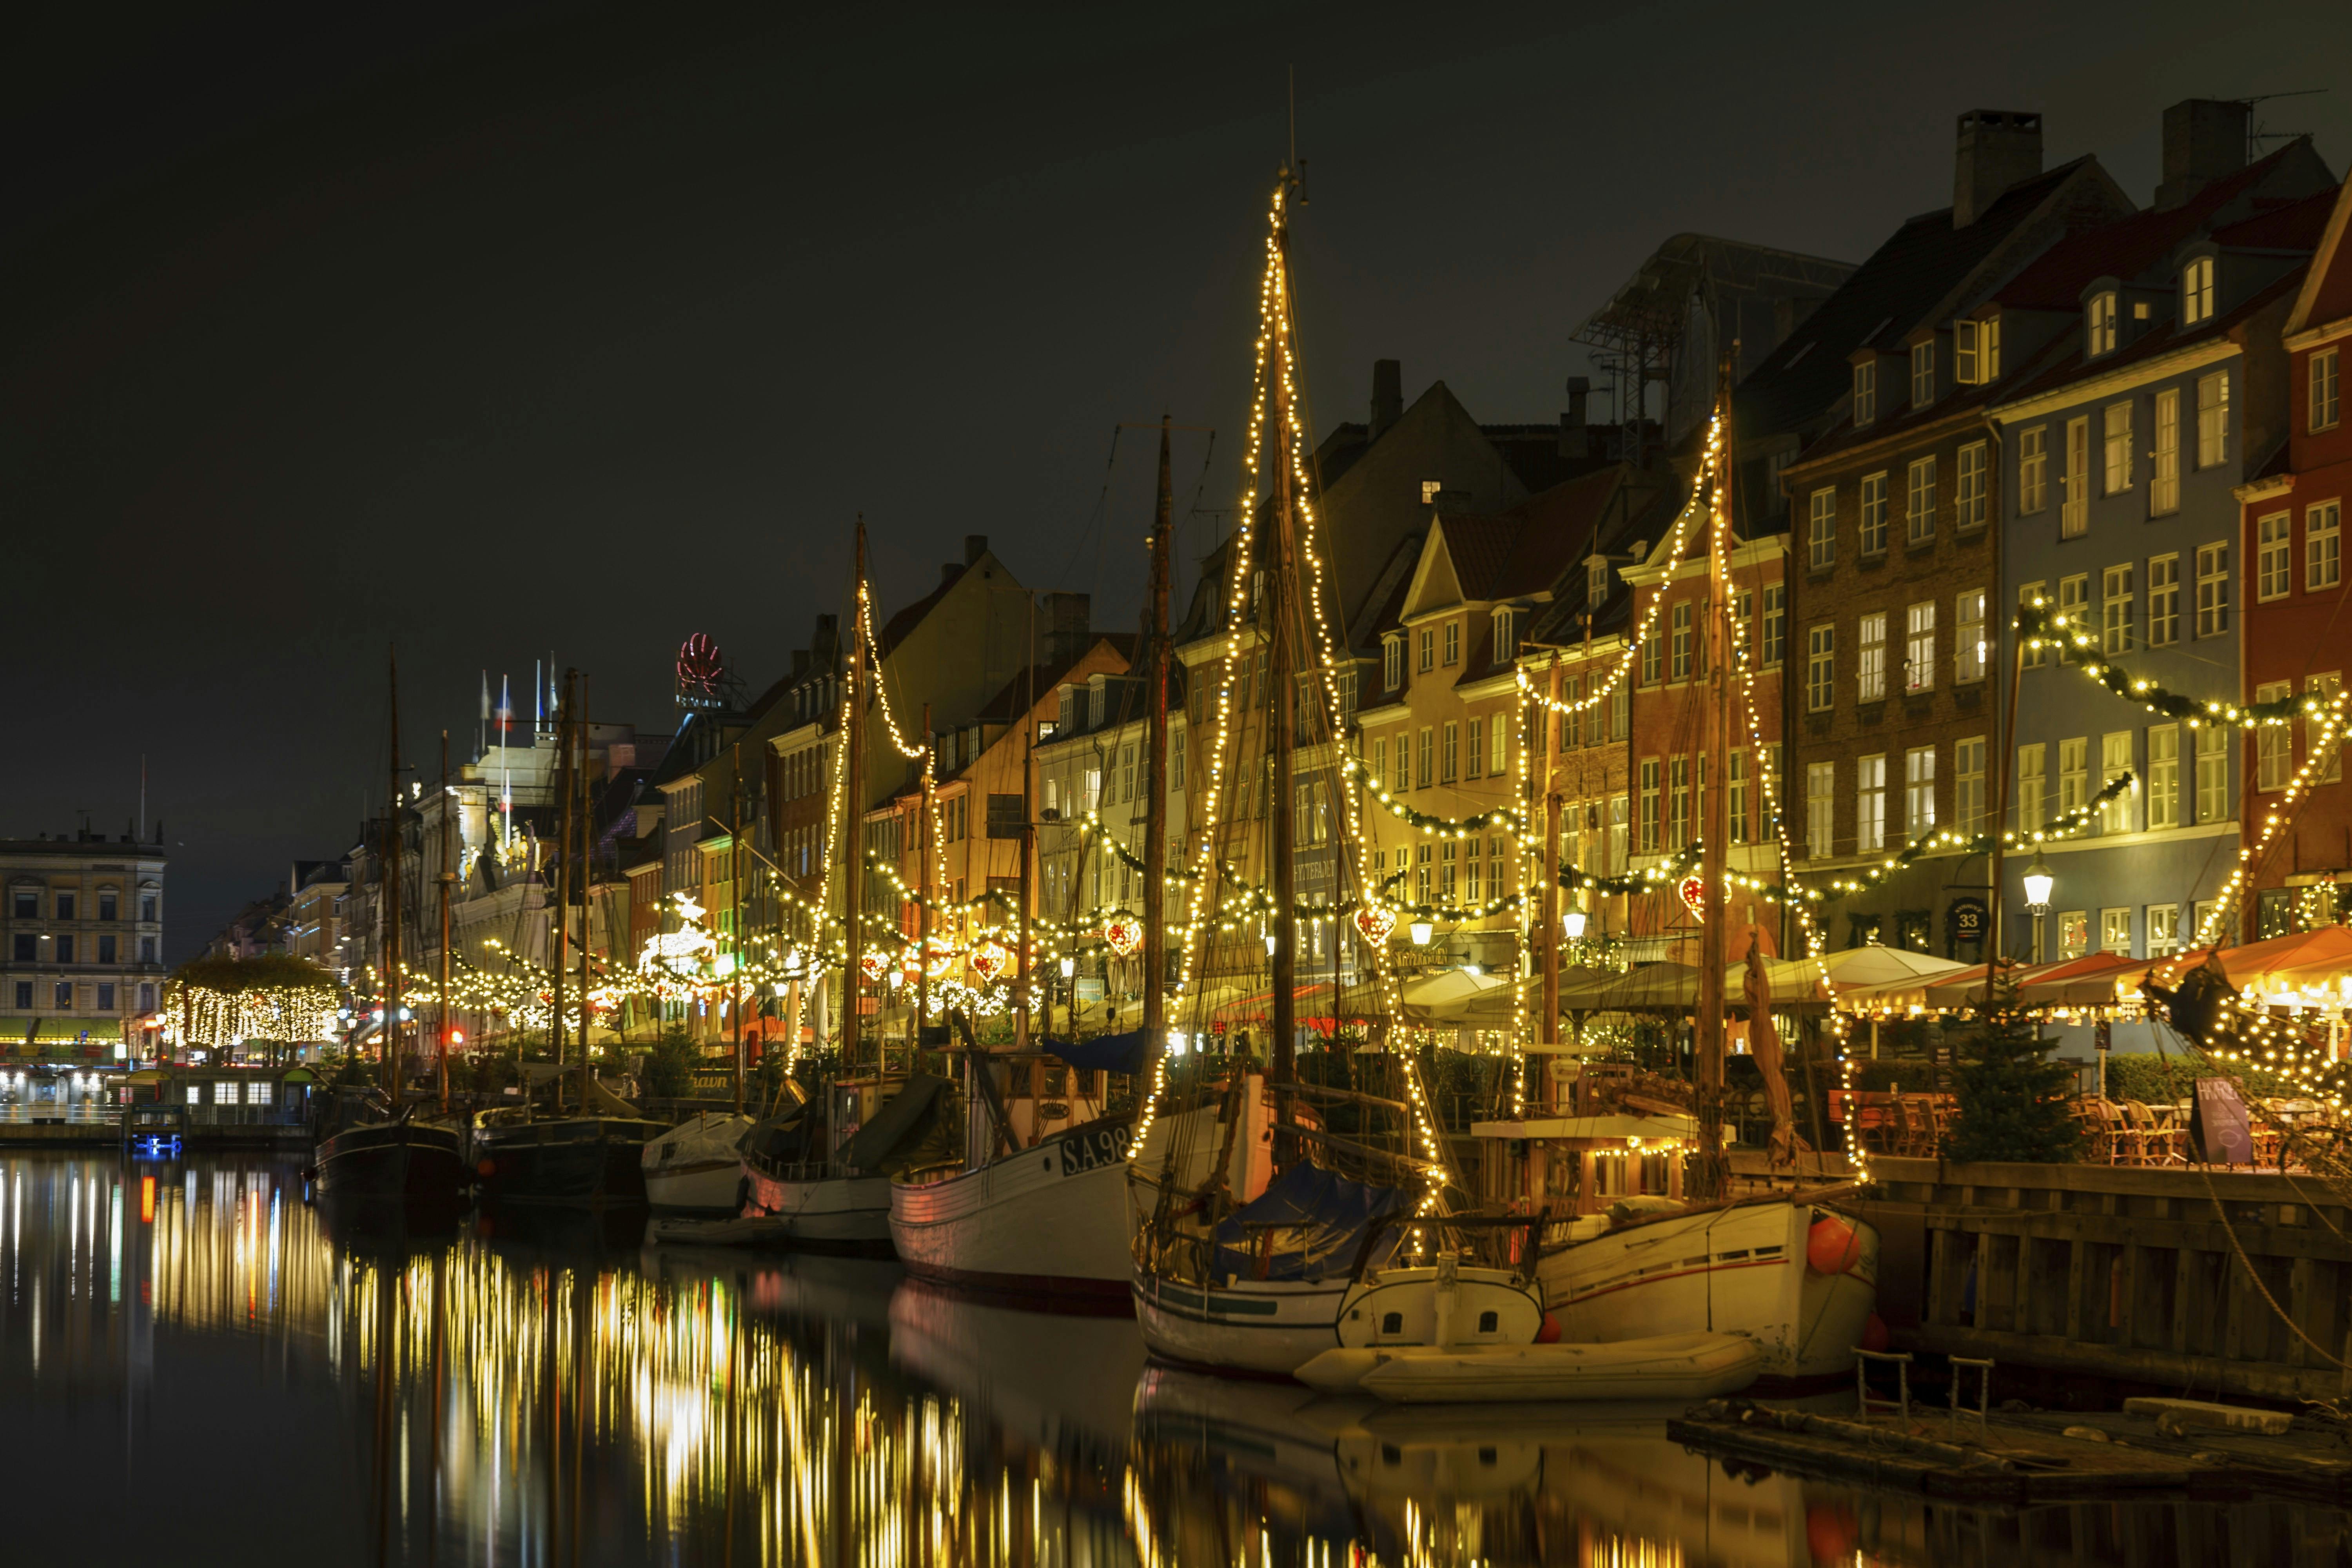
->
[471,1080,666,1205]
[317,1106,469,1203]
[1299,1330,1761,1403]
[740,1071,951,1249]
[643,1111,753,1215]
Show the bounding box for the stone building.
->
[0,830,169,1059]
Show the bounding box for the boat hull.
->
[317,1119,468,1202]
[1536,1200,1878,1382]
[890,1124,1133,1303]
[1132,1271,1354,1378]
[1340,1331,1763,1404]
[474,1117,660,1205]
[644,1160,746,1217]
[743,1163,893,1248]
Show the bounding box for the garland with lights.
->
[1338,754,1525,838]
[2022,600,2334,729]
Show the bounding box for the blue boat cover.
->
[1041,1029,1149,1078]
[1212,1163,1407,1283]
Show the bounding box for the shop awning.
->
[32,1017,101,1042]
[0,1018,31,1047]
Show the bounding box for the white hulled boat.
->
[642,1111,754,1215]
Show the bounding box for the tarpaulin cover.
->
[1042,1029,1149,1078]
[840,1073,951,1174]
[1212,1163,1407,1283]
[745,1098,820,1167]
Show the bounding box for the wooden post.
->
[1144,416,1173,1064]
[1541,653,1563,1106]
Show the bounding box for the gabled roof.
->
[1734,158,2123,442]
[1995,263,2308,410]
[974,635,1136,723]
[2286,167,2352,338]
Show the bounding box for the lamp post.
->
[2022,851,2054,965]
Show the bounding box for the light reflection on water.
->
[0,1151,2346,1566]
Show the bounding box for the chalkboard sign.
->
[2190,1076,2253,1165]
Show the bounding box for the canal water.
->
[1,1150,2344,1566]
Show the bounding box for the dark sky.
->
[5,2,2348,959]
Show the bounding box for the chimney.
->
[1039,590,1091,664]
[964,534,988,566]
[792,648,809,678]
[1369,359,1403,439]
[2156,98,2250,210]
[1952,109,2043,227]
[942,561,961,586]
[1559,376,1591,460]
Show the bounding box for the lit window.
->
[2181,256,2216,325]
[2147,724,2180,829]
[1492,609,1514,665]
[2195,727,2229,823]
[1808,487,1836,569]
[1956,441,1987,530]
[1383,635,1403,691]
[1416,627,1434,672]
[2059,911,2089,960]
[2059,737,2088,819]
[2257,680,2294,790]
[1904,746,1935,833]
[2151,387,2180,514]
[2062,417,2089,537]
[2057,574,2089,659]
[2087,291,2118,356]
[1955,315,2000,382]
[1857,612,1886,703]
[1906,457,1936,545]
[2102,564,2134,655]
[1806,626,1835,713]
[1670,602,1693,680]
[1466,717,1483,780]
[1638,760,1661,854]
[1490,715,1508,775]
[2196,543,2229,637]
[1955,319,1980,383]
[1859,472,1888,555]
[1853,359,1877,425]
[2147,903,2180,956]
[2310,500,2341,592]
[2099,732,2134,833]
[2017,744,2046,831]
[1730,750,1750,844]
[1416,728,1433,789]
[1955,736,1986,833]
[2315,349,2343,432]
[2148,555,2179,646]
[1762,584,1786,667]
[1420,479,1443,504]
[2101,908,2133,956]
[2259,512,2293,599]
[2197,371,2231,466]
[2309,672,2343,785]
[1855,755,1886,853]
[2019,426,2047,513]
[2103,401,2133,495]
[1905,602,1935,693]
[1440,721,1457,783]
[1668,757,1690,849]
[1806,762,1835,860]
[1955,589,1985,683]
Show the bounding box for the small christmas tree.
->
[1942,987,2085,1164]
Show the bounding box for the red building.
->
[2241,170,2352,935]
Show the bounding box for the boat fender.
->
[1805,1503,1859,1561]
[477,1158,497,1178]
[1859,1312,1889,1352]
[1534,1313,1562,1344]
[298,1166,317,1182]
[1806,1216,1860,1274]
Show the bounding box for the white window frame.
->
[1857,612,1886,704]
[1808,487,1836,570]
[2099,731,2134,834]
[2019,426,2047,513]
[2151,387,2180,515]
[1956,441,1987,531]
[2182,256,2215,325]
[2147,903,2180,957]
[1762,583,1786,668]
[1904,601,1935,694]
[2309,499,2341,593]
[2147,724,2180,830]
[2195,726,2229,823]
[1906,456,1936,545]
[2062,417,2089,537]
[1911,340,1935,408]
[2102,563,2134,655]
[1955,588,1986,684]
[1853,359,1877,426]
[2256,681,2293,791]
[1806,762,1835,861]
[2103,401,2134,495]
[1855,754,1886,853]
[2258,512,2292,601]
[2100,907,2134,957]
[2059,737,2089,820]
[2087,291,2118,356]
[1904,745,1936,835]
[2309,673,2343,785]
[2315,348,2343,433]
[1956,735,1986,834]
[1806,625,1834,713]
[2196,543,2229,638]
[2148,554,2180,646]
[2197,370,2231,467]
[1860,472,1888,555]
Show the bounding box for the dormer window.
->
[1955,317,2001,384]
[1910,341,1935,409]
[1853,360,1877,425]
[1588,558,1608,607]
[2087,292,2118,356]
[1492,608,1515,664]
[2182,256,2215,325]
[1420,479,1443,504]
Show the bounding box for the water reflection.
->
[0,1150,2346,1565]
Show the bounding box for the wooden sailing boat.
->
[1125,168,1541,1377]
[317,648,470,1204]
[740,520,946,1247]
[472,667,664,1204]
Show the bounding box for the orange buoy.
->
[1534,1313,1563,1344]
[1804,1502,1858,1560]
[476,1158,497,1178]
[1806,1215,1860,1274]
[1859,1312,1890,1352]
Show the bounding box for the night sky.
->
[5,2,2348,959]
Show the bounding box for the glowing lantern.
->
[1353,904,1398,947]
[1677,874,1708,919]
[1103,914,1144,958]
[967,940,1010,985]
[923,937,958,982]
[858,949,889,984]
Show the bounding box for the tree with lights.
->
[1942,984,2085,1164]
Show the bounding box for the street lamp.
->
[2022,850,2054,964]
[1409,918,1434,947]
[1563,907,1588,941]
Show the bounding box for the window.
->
[98,934,116,964]
[1906,457,1936,544]
[2310,673,2343,784]
[96,983,115,1011]
[1420,479,1443,504]
[1492,608,1514,665]
[1438,840,1455,900]
[1808,488,1836,569]
[1588,558,1609,606]
[1606,795,1628,872]
[1856,755,1886,853]
[1465,837,1483,902]
[2316,349,2343,432]
[1442,620,1460,666]
[1388,732,1408,793]
[2101,908,2133,957]
[1911,340,1935,408]
[2020,582,2048,668]
[10,934,28,962]
[2147,554,2180,646]
[1121,744,1136,803]
[56,935,74,964]
[1853,359,1877,425]
[2182,256,2215,325]
[1762,584,1786,667]
[54,983,70,1009]
[1382,635,1403,691]
[1807,762,1835,860]
[1416,728,1433,789]
[1669,602,1693,681]
[1466,717,1483,779]
[1953,441,1986,532]
[2018,744,2047,833]
[1440,721,1458,783]
[1860,472,1888,555]
[1490,713,1508,775]
[1370,737,1387,795]
[138,982,155,1012]
[1904,746,1935,833]
[1172,730,1185,795]
[2102,402,2133,495]
[2062,417,2089,537]
[1956,319,1982,383]
[98,891,116,922]
[2057,574,2089,657]
[2059,737,2088,821]
[1641,621,1662,685]
[2147,904,2180,957]
[1668,757,1691,849]
[11,982,25,1010]
[2257,512,2292,600]
[1955,736,1986,833]
[56,893,74,920]
[1730,750,1750,844]
[2059,911,2089,961]
[1904,602,1935,693]
[2196,726,2229,822]
[1416,627,1434,673]
[2257,681,2294,790]
[2101,564,2134,654]
[2310,500,2342,592]
[2087,291,2117,356]
[2197,371,2231,466]
[2151,387,2180,514]
[1415,844,1432,904]
[2019,426,2047,513]
[9,890,31,920]
[1612,679,1629,742]
[1857,613,1886,703]
[1638,760,1661,854]
[2099,732,2134,833]
[1955,589,1986,683]
[2196,543,2229,637]
[2147,724,2180,829]
[1806,625,1835,712]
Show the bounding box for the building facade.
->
[1,832,169,1058]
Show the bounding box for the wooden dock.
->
[1669,1397,2352,1504]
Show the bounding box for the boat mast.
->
[385,646,403,1109]
[731,740,745,1115]
[438,729,452,1114]
[1143,416,1174,1062]
[917,702,932,1051]
[552,669,572,1117]
[1692,358,1735,1200]
[579,675,593,1111]
[1267,173,1301,1165]
[1540,651,1563,1096]
[844,520,867,1082]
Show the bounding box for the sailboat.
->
[1125,168,1542,1379]
[472,668,666,1205]
[318,648,469,1204]
[1494,365,1880,1383]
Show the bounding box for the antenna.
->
[1286,65,1308,203]
[2234,88,2327,162]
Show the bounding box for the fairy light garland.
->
[856,579,932,763]
[2194,695,2348,947]
[1338,754,1524,837]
